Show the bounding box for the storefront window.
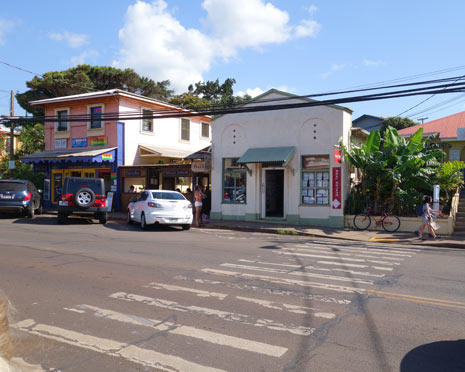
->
[223,158,246,203]
[301,155,329,205]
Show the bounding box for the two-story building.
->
[22,89,211,211]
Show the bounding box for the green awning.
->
[237,146,295,164]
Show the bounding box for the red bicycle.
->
[353,207,400,232]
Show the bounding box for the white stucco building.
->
[210,89,353,228]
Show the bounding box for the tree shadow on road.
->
[400,339,465,372]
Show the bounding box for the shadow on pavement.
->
[104,220,187,233]
[400,339,465,372]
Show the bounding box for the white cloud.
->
[237,85,293,98]
[294,5,321,38]
[321,64,346,79]
[363,59,385,67]
[70,49,99,65]
[49,31,88,48]
[114,0,321,92]
[0,18,17,45]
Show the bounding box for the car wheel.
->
[36,203,43,215]
[182,224,191,230]
[57,212,68,224]
[98,212,108,224]
[140,213,148,230]
[74,188,95,208]
[127,210,133,225]
[27,204,35,219]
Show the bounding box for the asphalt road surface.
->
[0,214,464,372]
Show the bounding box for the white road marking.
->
[237,259,385,278]
[202,269,366,294]
[76,304,286,357]
[174,276,351,305]
[294,244,413,258]
[235,297,336,318]
[109,292,314,336]
[275,251,400,266]
[282,247,404,261]
[144,282,227,300]
[315,260,393,271]
[220,263,374,285]
[16,319,225,372]
[63,307,85,314]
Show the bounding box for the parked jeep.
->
[57,177,107,224]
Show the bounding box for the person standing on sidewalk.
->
[418,196,441,240]
[193,185,204,227]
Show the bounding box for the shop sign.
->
[332,167,342,209]
[111,172,117,179]
[163,169,190,176]
[101,153,113,161]
[89,136,108,147]
[55,139,67,149]
[334,149,342,164]
[302,155,329,169]
[191,159,211,172]
[72,138,87,148]
[125,169,141,177]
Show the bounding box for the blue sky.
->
[1,0,465,122]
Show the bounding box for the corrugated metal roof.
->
[21,147,117,159]
[139,144,202,159]
[238,146,295,164]
[398,111,465,139]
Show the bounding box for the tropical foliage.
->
[342,126,454,216]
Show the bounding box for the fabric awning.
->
[237,146,295,164]
[21,147,117,164]
[139,144,199,159]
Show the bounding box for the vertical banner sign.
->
[334,149,342,163]
[332,167,342,209]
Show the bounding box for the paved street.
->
[0,215,464,372]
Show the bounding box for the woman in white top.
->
[418,196,441,240]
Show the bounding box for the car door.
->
[133,192,147,222]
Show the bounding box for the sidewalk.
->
[108,212,465,249]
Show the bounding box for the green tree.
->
[170,78,251,110]
[380,117,418,135]
[16,65,173,116]
[16,123,45,156]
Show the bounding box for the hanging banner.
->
[332,167,342,209]
[89,136,108,146]
[334,149,342,164]
[101,153,113,161]
[72,138,87,148]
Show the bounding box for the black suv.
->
[58,177,107,224]
[0,179,42,218]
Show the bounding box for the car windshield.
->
[67,179,103,194]
[0,182,25,192]
[151,192,185,200]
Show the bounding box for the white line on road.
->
[281,247,404,261]
[74,304,287,357]
[144,282,227,300]
[220,263,374,285]
[15,319,226,372]
[274,251,400,266]
[315,260,393,271]
[202,269,366,294]
[109,292,314,336]
[293,244,414,258]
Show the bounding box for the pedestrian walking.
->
[417,196,441,240]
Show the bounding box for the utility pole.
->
[9,90,15,177]
[417,117,428,125]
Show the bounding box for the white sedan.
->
[127,190,193,230]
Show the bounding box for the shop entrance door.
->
[264,169,284,217]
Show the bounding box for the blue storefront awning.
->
[21,147,117,164]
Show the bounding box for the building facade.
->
[210,89,353,228]
[22,89,211,211]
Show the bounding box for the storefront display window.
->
[223,158,246,204]
[301,155,329,205]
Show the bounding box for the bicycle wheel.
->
[382,214,400,232]
[353,213,371,230]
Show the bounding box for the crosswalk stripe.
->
[144,282,227,300]
[237,259,386,278]
[293,244,414,258]
[282,247,404,261]
[219,263,374,285]
[314,260,393,271]
[75,305,287,357]
[202,268,366,293]
[174,276,352,305]
[275,251,400,266]
[109,292,314,336]
[15,319,226,372]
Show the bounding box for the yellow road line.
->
[368,289,465,310]
[369,237,399,242]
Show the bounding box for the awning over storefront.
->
[184,145,211,160]
[238,146,296,175]
[139,144,198,159]
[238,146,295,164]
[21,147,117,164]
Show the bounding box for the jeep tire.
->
[75,188,95,208]
[57,212,68,224]
[98,212,108,224]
